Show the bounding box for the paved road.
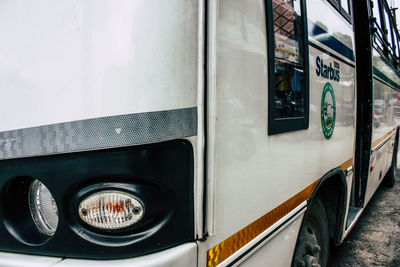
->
[330,173,400,266]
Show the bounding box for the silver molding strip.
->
[221,201,307,267]
[206,0,218,237]
[371,131,395,153]
[0,107,197,160]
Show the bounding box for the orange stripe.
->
[206,179,320,267]
[340,158,353,171]
[371,128,396,150]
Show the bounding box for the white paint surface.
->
[0,0,198,132]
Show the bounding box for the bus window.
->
[327,0,351,21]
[372,0,385,52]
[340,0,350,14]
[268,0,308,134]
[372,0,382,29]
[396,31,400,58]
[383,5,395,54]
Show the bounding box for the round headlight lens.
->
[78,190,144,230]
[29,180,58,236]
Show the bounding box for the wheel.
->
[383,137,397,187]
[292,197,330,267]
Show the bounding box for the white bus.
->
[0,0,399,266]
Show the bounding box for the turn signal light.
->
[78,191,144,230]
[29,180,59,236]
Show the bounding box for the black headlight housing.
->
[0,140,194,259]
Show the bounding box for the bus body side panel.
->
[364,49,400,204]
[203,0,355,265]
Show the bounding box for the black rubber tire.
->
[292,197,330,267]
[383,139,397,187]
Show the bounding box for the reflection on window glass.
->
[273,0,305,118]
[372,0,382,28]
[383,7,395,53]
[372,0,385,51]
[340,0,350,14]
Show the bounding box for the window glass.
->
[372,0,382,29]
[328,0,352,20]
[383,7,395,54]
[272,0,305,119]
[372,0,385,51]
[340,0,350,14]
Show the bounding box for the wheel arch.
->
[308,168,348,247]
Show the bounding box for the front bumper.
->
[0,242,197,267]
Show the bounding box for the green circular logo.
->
[321,82,336,139]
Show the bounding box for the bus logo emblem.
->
[321,82,336,139]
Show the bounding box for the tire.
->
[292,197,330,267]
[383,141,397,187]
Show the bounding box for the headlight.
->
[78,190,145,230]
[29,180,59,236]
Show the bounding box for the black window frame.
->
[371,0,386,54]
[266,0,310,135]
[382,1,398,60]
[327,0,353,23]
[371,0,400,69]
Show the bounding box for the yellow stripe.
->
[206,179,320,267]
[340,130,397,172]
[340,158,353,171]
[371,128,396,150]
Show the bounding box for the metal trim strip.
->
[0,107,197,160]
[371,128,396,152]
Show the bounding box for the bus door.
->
[348,0,374,230]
